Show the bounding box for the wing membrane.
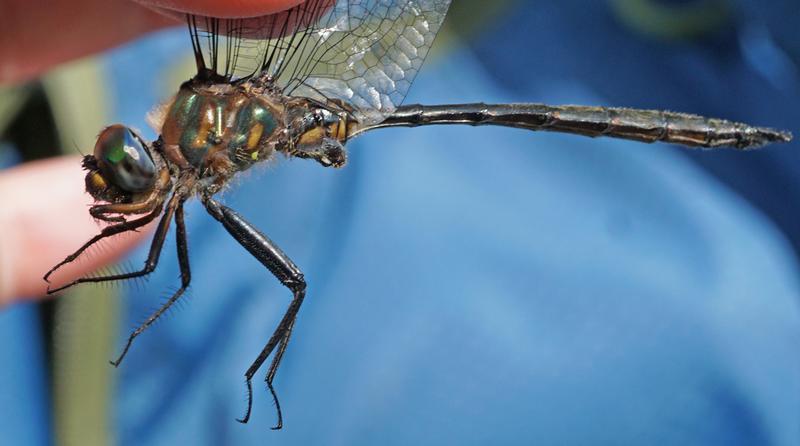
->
[189,0,452,124]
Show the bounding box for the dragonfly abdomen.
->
[363,103,792,150]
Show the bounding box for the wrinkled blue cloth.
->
[2,1,800,445]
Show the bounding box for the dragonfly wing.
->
[288,0,453,124]
[189,0,453,125]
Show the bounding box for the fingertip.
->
[0,157,154,305]
[1,1,175,84]
[136,0,305,19]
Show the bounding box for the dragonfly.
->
[44,0,792,429]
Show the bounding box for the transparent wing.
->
[189,0,452,124]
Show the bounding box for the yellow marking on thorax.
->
[299,127,324,145]
[194,107,215,148]
[215,104,223,139]
[333,116,347,141]
[247,123,264,151]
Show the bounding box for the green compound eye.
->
[94,125,156,192]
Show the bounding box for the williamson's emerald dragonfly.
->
[44,0,792,428]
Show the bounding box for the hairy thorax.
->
[150,79,352,196]
[158,83,286,184]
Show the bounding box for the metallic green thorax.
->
[162,89,280,170]
[229,100,278,166]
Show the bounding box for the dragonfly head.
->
[83,125,158,203]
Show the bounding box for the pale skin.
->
[0,0,301,306]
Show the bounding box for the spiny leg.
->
[204,197,306,428]
[263,316,299,429]
[110,199,191,367]
[47,192,181,294]
[43,204,163,285]
[235,290,304,428]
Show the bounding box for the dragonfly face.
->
[44,0,791,430]
[83,125,166,207]
[91,125,156,193]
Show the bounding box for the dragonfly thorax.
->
[160,85,282,175]
[157,81,352,191]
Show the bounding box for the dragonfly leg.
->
[86,165,171,223]
[262,315,298,429]
[203,197,306,428]
[46,191,182,294]
[44,203,164,287]
[110,199,191,367]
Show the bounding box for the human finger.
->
[0,156,154,306]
